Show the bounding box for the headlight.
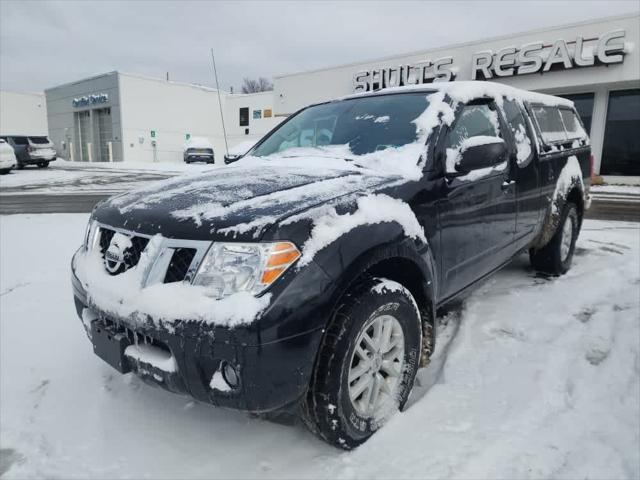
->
[193,241,300,298]
[84,219,100,251]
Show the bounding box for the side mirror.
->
[450,137,507,175]
[224,154,241,165]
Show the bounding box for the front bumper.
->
[0,158,16,169]
[24,153,57,163]
[71,250,332,412]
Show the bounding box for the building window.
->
[263,109,273,118]
[558,93,594,135]
[253,109,262,119]
[239,107,249,127]
[601,89,640,176]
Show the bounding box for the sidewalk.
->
[587,185,640,222]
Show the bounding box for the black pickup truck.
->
[71,81,591,449]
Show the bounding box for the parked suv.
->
[71,82,591,449]
[0,135,57,168]
[0,138,17,174]
[183,136,215,164]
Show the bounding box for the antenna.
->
[210,48,229,156]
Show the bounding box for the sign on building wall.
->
[353,29,627,92]
[72,93,109,108]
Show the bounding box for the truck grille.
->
[164,248,197,283]
[97,226,202,284]
[98,227,149,271]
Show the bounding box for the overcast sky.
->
[1,0,638,93]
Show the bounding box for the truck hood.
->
[93,161,397,241]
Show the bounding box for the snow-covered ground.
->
[0,160,216,194]
[1,214,638,479]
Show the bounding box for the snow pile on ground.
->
[0,160,215,194]
[74,243,270,327]
[1,214,638,479]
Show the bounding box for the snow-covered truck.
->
[71,81,591,449]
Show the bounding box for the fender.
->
[534,155,585,248]
[311,222,437,364]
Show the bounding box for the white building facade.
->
[45,72,281,164]
[273,14,640,179]
[0,91,48,136]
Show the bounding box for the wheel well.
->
[363,257,433,327]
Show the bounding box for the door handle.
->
[501,180,516,191]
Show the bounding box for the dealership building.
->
[44,72,282,164]
[34,12,640,179]
[274,13,639,180]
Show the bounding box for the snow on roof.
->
[339,81,574,108]
[183,136,213,150]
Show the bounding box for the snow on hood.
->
[97,157,397,240]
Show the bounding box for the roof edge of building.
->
[44,70,229,95]
[0,90,45,97]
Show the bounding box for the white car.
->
[0,138,17,174]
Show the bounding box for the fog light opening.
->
[221,361,240,389]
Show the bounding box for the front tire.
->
[301,277,421,449]
[530,202,579,275]
[37,162,49,168]
[0,168,11,175]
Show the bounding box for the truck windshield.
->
[251,93,430,158]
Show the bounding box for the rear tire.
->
[16,163,24,170]
[530,202,579,275]
[301,277,421,449]
[37,162,49,168]
[0,168,11,175]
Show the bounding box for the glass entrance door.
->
[75,110,91,162]
[94,107,113,162]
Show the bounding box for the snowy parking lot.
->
[1,214,639,479]
[0,160,212,195]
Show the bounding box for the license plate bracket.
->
[91,322,132,374]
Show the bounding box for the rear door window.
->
[502,98,533,166]
[11,136,29,145]
[559,108,587,140]
[530,106,568,144]
[29,136,50,144]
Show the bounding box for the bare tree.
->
[241,77,273,93]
